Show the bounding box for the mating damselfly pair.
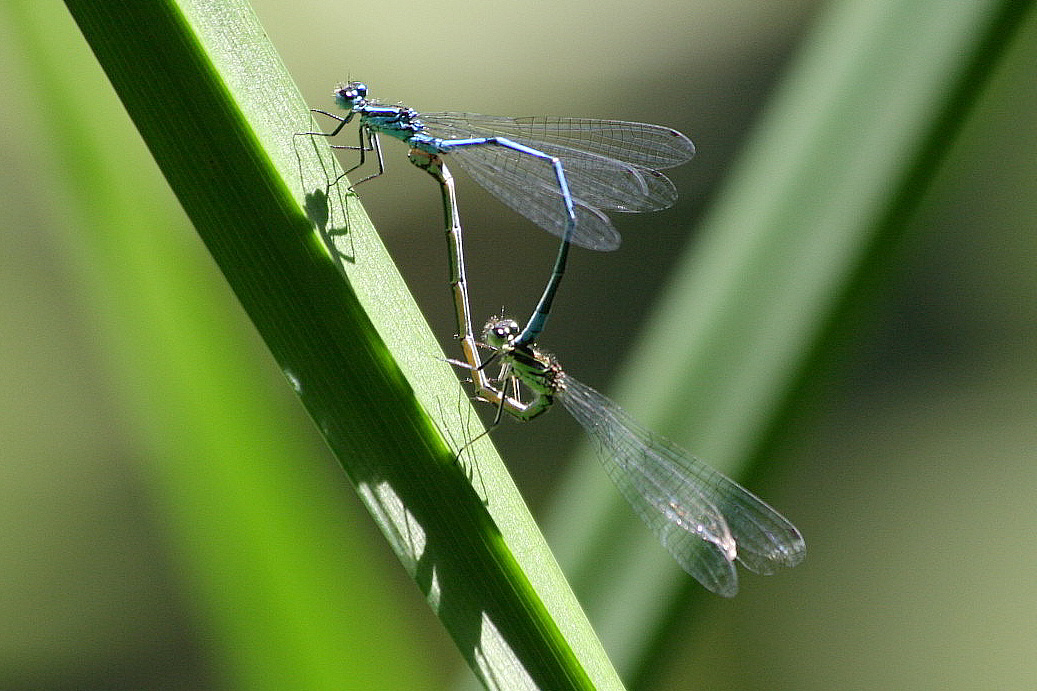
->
[306,82,804,596]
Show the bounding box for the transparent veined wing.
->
[421,113,695,170]
[557,373,805,596]
[419,113,694,250]
[445,143,621,250]
[423,113,684,212]
[557,374,738,595]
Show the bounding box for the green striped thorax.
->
[482,317,561,416]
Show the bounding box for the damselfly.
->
[475,316,806,597]
[307,82,695,346]
[409,151,802,595]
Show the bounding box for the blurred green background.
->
[1,0,1034,689]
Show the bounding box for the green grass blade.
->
[55,0,625,687]
[5,1,432,686]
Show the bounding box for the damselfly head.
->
[333,82,368,111]
[482,317,521,348]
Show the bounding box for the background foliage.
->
[1,0,1034,689]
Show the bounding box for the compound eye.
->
[499,320,521,340]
